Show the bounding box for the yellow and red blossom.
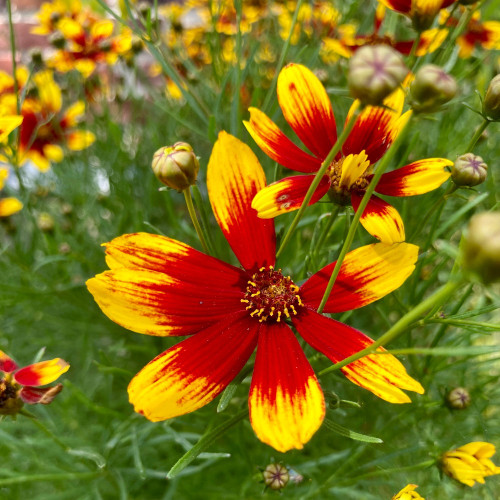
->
[87,131,424,453]
[0,350,69,415]
[0,69,95,171]
[245,63,452,244]
[442,442,500,487]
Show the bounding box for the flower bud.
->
[37,212,55,232]
[348,45,408,106]
[483,74,500,121]
[152,142,199,192]
[410,64,457,113]
[446,387,471,409]
[452,153,487,187]
[463,212,500,283]
[48,31,66,49]
[262,463,289,491]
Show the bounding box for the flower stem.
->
[184,187,210,254]
[319,278,464,377]
[406,30,422,70]
[6,0,20,116]
[276,106,362,259]
[316,112,413,314]
[20,410,69,450]
[464,119,489,153]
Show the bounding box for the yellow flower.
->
[442,442,500,487]
[392,484,424,499]
[0,167,23,217]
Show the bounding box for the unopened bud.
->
[152,142,199,191]
[410,64,457,113]
[463,212,500,283]
[49,31,66,49]
[262,463,289,491]
[37,212,55,232]
[452,153,487,187]
[446,387,471,409]
[483,74,500,121]
[348,45,408,105]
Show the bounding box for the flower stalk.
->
[276,105,363,258]
[184,187,210,254]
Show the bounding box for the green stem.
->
[262,0,304,113]
[406,30,422,70]
[314,206,341,254]
[276,106,362,259]
[319,278,463,376]
[0,471,103,487]
[464,119,489,153]
[184,187,210,254]
[21,410,69,451]
[316,113,413,313]
[6,0,20,116]
[191,185,216,255]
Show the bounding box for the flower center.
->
[326,155,371,205]
[0,377,23,416]
[241,266,303,323]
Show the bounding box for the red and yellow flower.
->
[321,5,447,63]
[442,10,500,58]
[87,131,423,452]
[442,442,500,487]
[0,350,69,415]
[0,69,95,171]
[245,64,452,244]
[379,0,457,30]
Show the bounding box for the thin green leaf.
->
[323,418,383,443]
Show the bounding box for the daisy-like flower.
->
[245,63,452,244]
[379,0,457,30]
[321,5,447,63]
[442,442,500,487]
[392,484,424,499]
[48,14,132,78]
[442,10,500,58]
[0,69,95,171]
[87,131,423,453]
[0,350,69,416]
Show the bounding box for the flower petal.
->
[87,267,244,337]
[207,131,276,271]
[67,130,96,151]
[249,321,325,452]
[343,88,404,164]
[244,108,321,173]
[300,242,418,313]
[0,350,18,373]
[19,384,63,405]
[293,308,424,403]
[103,232,246,287]
[351,192,405,243]
[0,115,23,142]
[376,158,452,196]
[14,358,69,386]
[0,197,23,217]
[128,312,258,421]
[251,175,330,219]
[277,63,337,158]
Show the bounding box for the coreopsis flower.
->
[48,13,132,77]
[87,131,423,453]
[392,484,424,499]
[379,0,457,31]
[0,69,95,171]
[245,63,452,244]
[321,5,447,63]
[32,0,82,36]
[0,350,69,416]
[442,442,500,486]
[442,10,500,58]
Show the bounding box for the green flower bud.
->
[452,153,487,187]
[37,212,55,233]
[348,45,408,105]
[446,387,471,410]
[48,31,66,49]
[483,74,500,121]
[152,142,199,192]
[410,64,457,113]
[463,212,500,284]
[262,463,289,491]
